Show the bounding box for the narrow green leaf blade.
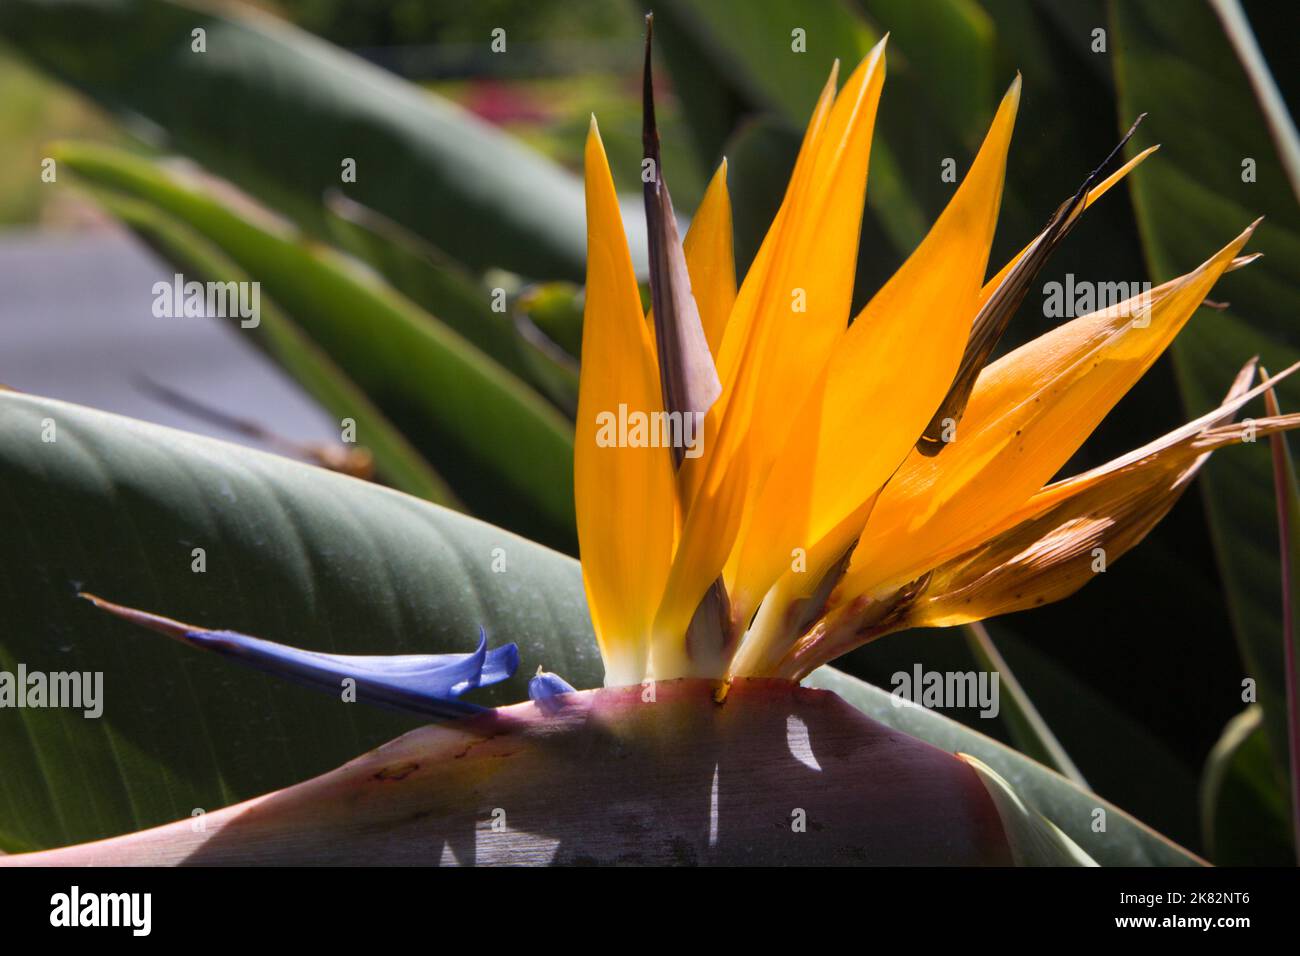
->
[1262,376,1300,859]
[55,141,577,549]
[962,621,1087,788]
[1200,706,1293,864]
[90,186,461,507]
[322,193,540,388]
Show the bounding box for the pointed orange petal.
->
[713,60,841,394]
[913,362,1300,627]
[575,119,677,685]
[841,221,1260,602]
[654,45,888,676]
[771,360,1300,680]
[728,494,878,678]
[684,159,737,358]
[725,77,1020,629]
[673,62,841,520]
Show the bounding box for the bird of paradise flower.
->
[578,25,1298,696]
[41,18,1300,866]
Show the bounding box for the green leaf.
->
[55,141,578,550]
[1113,0,1300,766]
[512,283,583,416]
[322,193,542,390]
[516,282,584,360]
[1206,0,1300,201]
[805,667,1205,865]
[0,0,625,280]
[959,754,1097,866]
[88,187,462,507]
[1199,706,1293,865]
[0,392,598,851]
[658,0,880,129]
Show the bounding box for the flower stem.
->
[962,621,1087,788]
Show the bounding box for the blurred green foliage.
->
[277,0,637,49]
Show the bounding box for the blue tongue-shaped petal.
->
[82,593,518,720]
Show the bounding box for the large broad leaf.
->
[54,141,577,550]
[0,392,598,852]
[0,392,1197,866]
[0,0,635,281]
[1113,0,1300,766]
[958,754,1097,866]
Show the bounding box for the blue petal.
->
[528,670,577,714]
[82,594,518,720]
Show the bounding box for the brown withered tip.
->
[1075,113,1147,206]
[78,591,120,613]
[917,111,1161,459]
[78,591,196,643]
[309,443,376,480]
